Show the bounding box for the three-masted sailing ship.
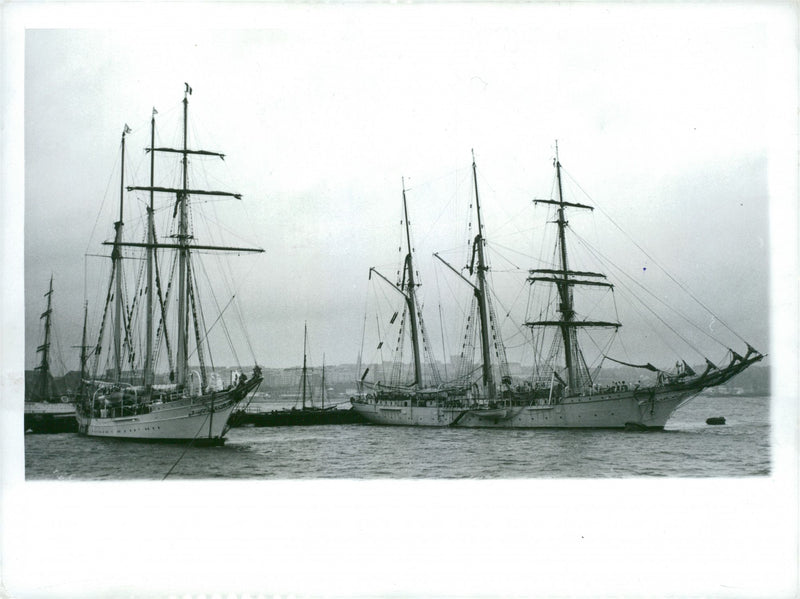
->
[25,276,78,433]
[351,149,764,428]
[74,85,263,444]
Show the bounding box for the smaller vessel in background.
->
[233,323,363,426]
[25,276,77,434]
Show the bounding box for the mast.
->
[122,84,263,391]
[471,151,496,399]
[528,143,619,392]
[78,301,89,395]
[33,275,54,400]
[321,353,326,409]
[553,143,577,389]
[144,108,156,388]
[176,87,190,388]
[301,322,308,409]
[112,125,129,383]
[401,180,423,388]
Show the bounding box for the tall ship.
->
[351,149,764,428]
[25,276,78,433]
[74,85,263,444]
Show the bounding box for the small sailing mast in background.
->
[301,321,309,410]
[321,353,326,409]
[32,275,55,401]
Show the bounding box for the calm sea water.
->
[24,395,770,480]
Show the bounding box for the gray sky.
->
[20,4,781,373]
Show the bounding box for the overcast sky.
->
[17,3,789,373]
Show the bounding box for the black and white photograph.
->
[2,2,797,598]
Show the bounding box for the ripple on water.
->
[23,396,771,479]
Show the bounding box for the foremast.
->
[527,143,619,393]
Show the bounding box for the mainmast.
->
[401,181,424,388]
[33,275,54,400]
[528,143,619,392]
[176,87,190,388]
[432,152,500,399]
[112,125,130,383]
[470,151,496,400]
[144,108,156,388]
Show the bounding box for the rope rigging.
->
[560,165,751,347]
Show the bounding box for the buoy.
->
[706,417,726,425]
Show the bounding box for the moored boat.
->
[233,324,364,426]
[351,148,764,428]
[25,276,78,433]
[74,85,263,445]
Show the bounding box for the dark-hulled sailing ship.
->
[233,323,363,426]
[25,276,78,433]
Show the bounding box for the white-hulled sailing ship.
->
[351,149,764,429]
[75,85,263,444]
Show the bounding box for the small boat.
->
[706,417,726,425]
[74,85,263,445]
[233,324,364,426]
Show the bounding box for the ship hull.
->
[351,387,696,429]
[232,406,365,427]
[25,402,78,433]
[76,378,260,443]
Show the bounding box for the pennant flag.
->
[185,82,193,95]
[123,124,132,135]
[152,107,158,116]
